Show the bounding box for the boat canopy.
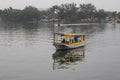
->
[54,33,86,36]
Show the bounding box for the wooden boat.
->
[53,33,86,50]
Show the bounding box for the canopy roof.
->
[54,33,86,36]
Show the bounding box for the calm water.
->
[0,22,120,80]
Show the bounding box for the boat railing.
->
[54,39,85,45]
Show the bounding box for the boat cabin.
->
[53,33,86,50]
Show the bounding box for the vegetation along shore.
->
[0,3,120,23]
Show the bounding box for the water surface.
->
[0,22,120,80]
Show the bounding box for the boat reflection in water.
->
[52,47,85,70]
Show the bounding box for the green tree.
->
[47,5,59,19]
[111,11,117,17]
[2,7,14,21]
[0,10,2,16]
[1,7,23,21]
[117,12,120,19]
[61,3,78,22]
[96,9,108,19]
[79,3,97,19]
[22,6,41,21]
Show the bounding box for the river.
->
[0,22,120,80]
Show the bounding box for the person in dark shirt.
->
[62,38,66,43]
[74,36,81,42]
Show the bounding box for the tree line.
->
[0,3,120,23]
[0,6,40,22]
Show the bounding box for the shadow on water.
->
[52,47,86,70]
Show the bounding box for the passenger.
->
[62,38,66,43]
[74,36,78,42]
[69,39,73,44]
[72,39,74,43]
[74,36,80,42]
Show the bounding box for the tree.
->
[22,6,41,21]
[1,7,23,21]
[111,11,117,17]
[53,3,78,22]
[117,12,120,19]
[60,3,78,22]
[96,9,108,19]
[47,5,60,19]
[2,7,14,21]
[79,3,97,19]
[0,10,2,16]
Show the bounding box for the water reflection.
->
[0,22,54,46]
[52,47,85,70]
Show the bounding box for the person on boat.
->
[62,38,66,43]
[69,38,73,44]
[74,36,80,42]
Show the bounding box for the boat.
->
[53,33,86,50]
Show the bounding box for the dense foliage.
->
[0,6,41,22]
[0,3,119,23]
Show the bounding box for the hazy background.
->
[0,0,120,11]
